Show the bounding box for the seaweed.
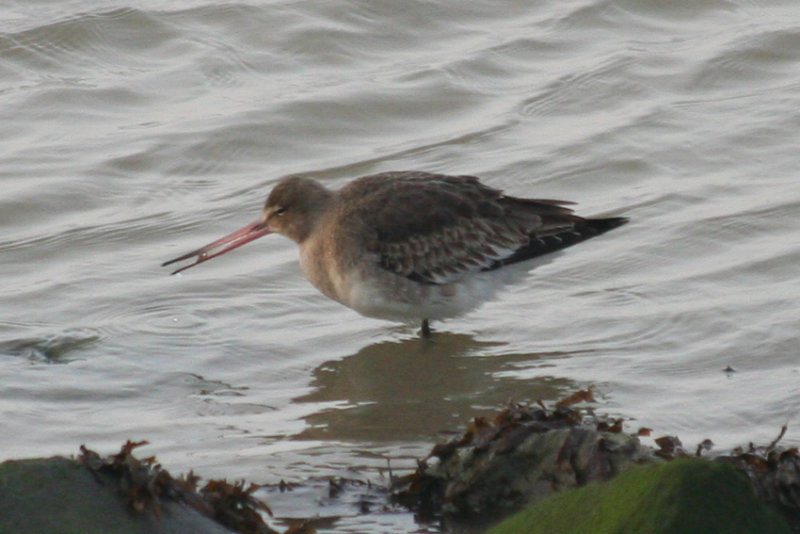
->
[79,440,277,534]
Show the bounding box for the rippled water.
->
[2,1,800,531]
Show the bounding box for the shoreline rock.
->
[391,398,652,520]
[0,456,244,534]
[488,458,792,534]
[2,395,798,533]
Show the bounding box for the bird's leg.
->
[420,319,432,338]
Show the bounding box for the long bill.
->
[162,220,271,275]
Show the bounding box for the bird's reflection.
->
[292,332,578,442]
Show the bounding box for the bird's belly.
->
[343,269,510,323]
[300,238,535,323]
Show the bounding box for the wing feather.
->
[335,171,581,285]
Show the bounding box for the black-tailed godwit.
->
[163,171,627,337]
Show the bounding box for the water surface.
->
[2,1,800,531]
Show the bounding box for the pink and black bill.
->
[162,220,270,275]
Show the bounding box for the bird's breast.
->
[298,226,371,307]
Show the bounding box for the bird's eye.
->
[275,206,287,216]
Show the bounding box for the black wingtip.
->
[585,216,629,235]
[487,215,629,271]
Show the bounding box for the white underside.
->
[341,261,535,324]
[298,231,556,325]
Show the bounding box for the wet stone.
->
[487,458,792,534]
[391,398,651,519]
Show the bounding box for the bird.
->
[163,171,628,337]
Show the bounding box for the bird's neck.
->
[290,184,334,244]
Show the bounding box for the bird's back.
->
[333,171,627,285]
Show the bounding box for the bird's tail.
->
[491,216,629,269]
[583,216,629,234]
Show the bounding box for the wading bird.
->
[163,171,627,337]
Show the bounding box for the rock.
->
[0,457,239,534]
[717,438,800,531]
[392,399,651,517]
[487,458,792,534]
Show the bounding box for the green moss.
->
[488,458,790,534]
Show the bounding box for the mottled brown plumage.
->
[164,171,628,336]
[334,171,596,285]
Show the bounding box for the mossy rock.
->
[488,458,791,534]
[0,457,236,534]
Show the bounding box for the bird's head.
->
[162,175,332,274]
